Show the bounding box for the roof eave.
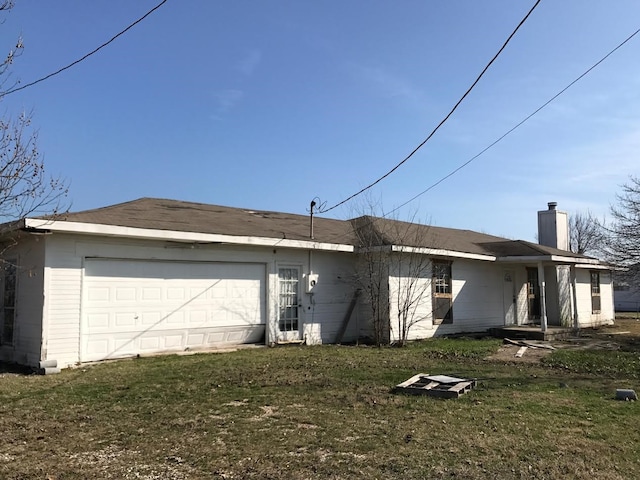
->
[23,218,354,252]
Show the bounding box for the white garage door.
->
[81,259,266,362]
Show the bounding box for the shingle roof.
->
[56,197,356,244]
[50,197,590,260]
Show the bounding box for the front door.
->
[278,266,301,341]
[503,269,516,326]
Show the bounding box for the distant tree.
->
[606,176,640,285]
[569,210,605,256]
[0,2,68,229]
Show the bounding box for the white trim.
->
[497,255,603,265]
[24,219,354,253]
[574,263,611,270]
[389,245,496,261]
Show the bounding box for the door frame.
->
[276,265,303,342]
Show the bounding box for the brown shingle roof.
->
[57,197,356,244]
[51,197,591,260]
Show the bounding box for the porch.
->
[488,325,574,341]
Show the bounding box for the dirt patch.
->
[487,344,554,363]
[487,317,640,364]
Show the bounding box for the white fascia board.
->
[23,219,354,252]
[574,263,611,270]
[390,245,496,262]
[497,255,605,266]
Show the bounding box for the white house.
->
[0,198,614,370]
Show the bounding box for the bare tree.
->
[387,219,433,346]
[569,210,605,256]
[351,204,434,346]
[606,176,640,285]
[351,214,390,346]
[0,2,68,229]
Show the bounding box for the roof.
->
[50,197,356,245]
[21,197,597,262]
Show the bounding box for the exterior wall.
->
[544,265,561,326]
[557,266,573,327]
[574,268,614,328]
[387,253,431,342]
[0,235,46,367]
[354,252,390,344]
[543,265,573,327]
[387,258,510,341]
[40,234,358,367]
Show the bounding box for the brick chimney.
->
[538,202,569,251]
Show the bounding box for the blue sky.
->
[1,1,639,241]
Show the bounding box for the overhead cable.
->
[318,0,542,214]
[383,26,640,220]
[2,0,168,97]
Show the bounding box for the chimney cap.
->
[547,202,558,210]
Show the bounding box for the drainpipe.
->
[538,262,548,332]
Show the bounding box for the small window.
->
[432,261,452,324]
[1,260,17,345]
[590,271,601,314]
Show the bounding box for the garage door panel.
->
[82,260,266,362]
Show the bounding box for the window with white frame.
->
[590,271,601,314]
[432,260,453,324]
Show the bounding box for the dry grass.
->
[1,318,639,479]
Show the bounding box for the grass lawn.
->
[1,319,640,479]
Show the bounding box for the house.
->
[0,198,614,370]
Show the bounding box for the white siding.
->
[387,258,509,341]
[41,234,359,367]
[574,268,614,328]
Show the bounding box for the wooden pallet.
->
[393,374,476,399]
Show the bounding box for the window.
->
[1,260,17,345]
[432,261,452,324]
[590,271,601,314]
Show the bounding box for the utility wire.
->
[1,0,168,97]
[383,26,640,220]
[316,25,640,247]
[319,0,542,214]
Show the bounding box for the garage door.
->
[81,259,266,362]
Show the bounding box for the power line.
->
[316,25,640,246]
[383,26,640,220]
[1,0,168,97]
[319,0,542,214]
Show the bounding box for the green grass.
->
[1,339,639,479]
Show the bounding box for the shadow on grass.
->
[0,361,36,375]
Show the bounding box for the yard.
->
[1,318,640,479]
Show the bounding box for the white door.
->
[277,266,302,342]
[503,269,517,326]
[81,259,266,362]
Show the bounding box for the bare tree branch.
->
[606,176,640,286]
[569,210,605,256]
[0,4,69,228]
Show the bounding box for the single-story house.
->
[0,198,613,369]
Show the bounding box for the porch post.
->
[537,262,548,332]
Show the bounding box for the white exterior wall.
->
[388,258,510,341]
[574,268,614,328]
[40,234,358,367]
[0,236,46,366]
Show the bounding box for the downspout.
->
[537,262,548,332]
